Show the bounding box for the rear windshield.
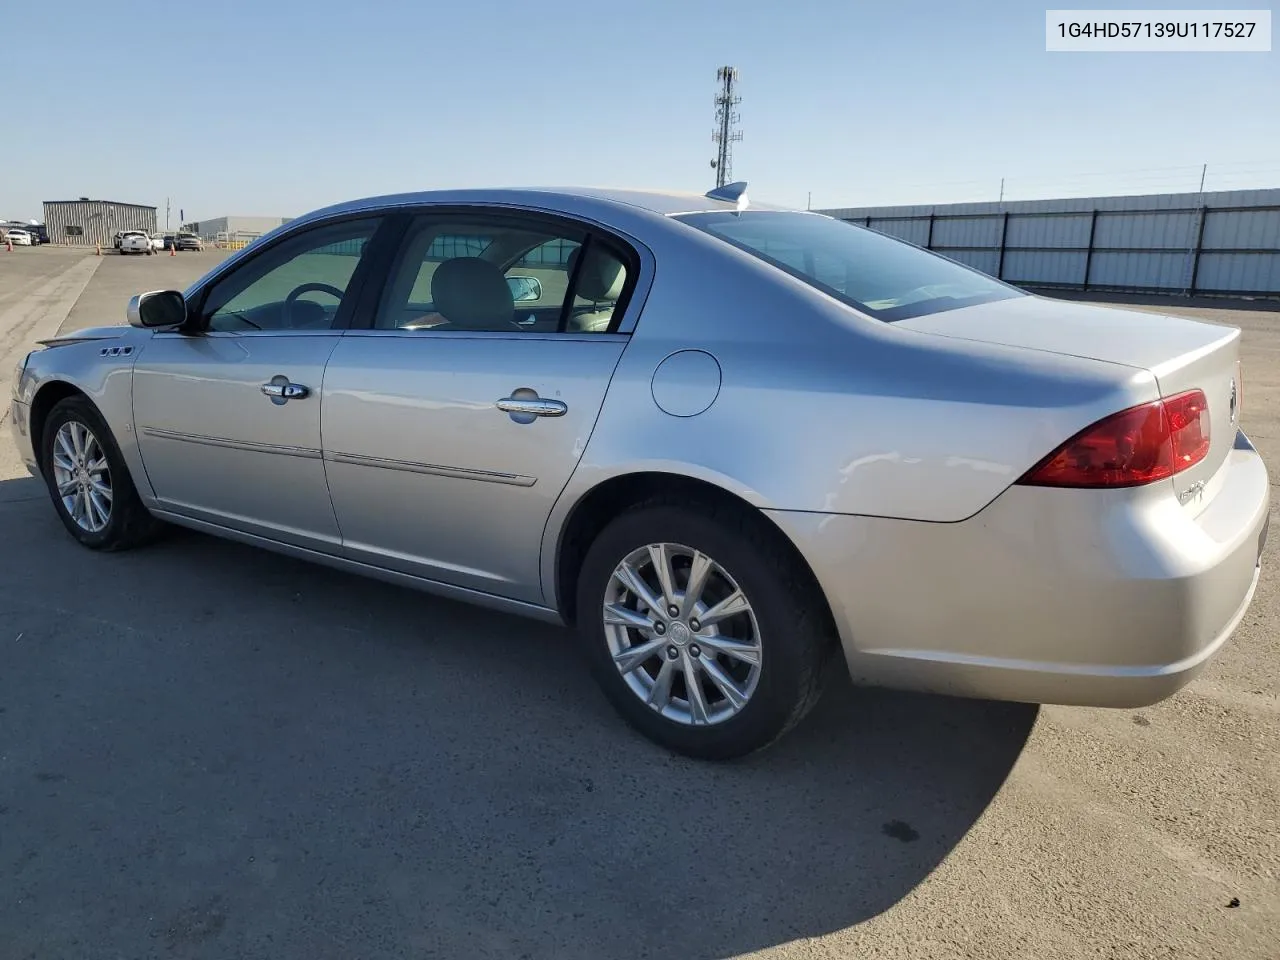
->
[675,210,1024,322]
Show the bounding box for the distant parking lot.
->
[1,246,1277,959]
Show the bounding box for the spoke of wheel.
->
[603,602,652,632]
[56,430,76,464]
[694,633,760,665]
[53,452,75,473]
[70,425,87,461]
[679,551,713,618]
[648,543,678,610]
[700,655,748,710]
[681,650,710,724]
[88,491,109,529]
[84,439,105,473]
[647,658,676,709]
[613,559,663,614]
[89,477,112,500]
[698,590,751,628]
[57,477,78,495]
[613,637,666,675]
[70,490,87,526]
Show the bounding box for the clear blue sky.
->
[3,0,1277,223]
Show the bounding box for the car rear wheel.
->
[41,396,163,551]
[576,499,835,760]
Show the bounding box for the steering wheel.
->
[283,282,345,328]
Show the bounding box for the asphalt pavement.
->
[0,246,1276,959]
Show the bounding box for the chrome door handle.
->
[261,380,310,401]
[496,396,567,417]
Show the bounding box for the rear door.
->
[321,208,643,603]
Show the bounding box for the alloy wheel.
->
[51,421,113,534]
[603,542,762,726]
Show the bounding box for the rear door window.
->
[372,212,633,334]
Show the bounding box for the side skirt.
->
[150,508,566,626]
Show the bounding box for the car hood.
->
[38,325,133,347]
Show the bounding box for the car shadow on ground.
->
[0,474,1037,959]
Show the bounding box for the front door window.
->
[199,219,381,332]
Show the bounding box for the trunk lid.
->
[896,295,1242,505]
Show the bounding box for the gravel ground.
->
[0,248,1276,959]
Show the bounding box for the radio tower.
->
[710,66,742,188]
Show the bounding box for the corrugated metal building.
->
[189,215,292,242]
[43,199,157,248]
[819,188,1280,297]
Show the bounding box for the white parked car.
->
[119,232,154,255]
[150,233,166,252]
[5,228,32,246]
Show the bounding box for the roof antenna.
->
[705,181,750,210]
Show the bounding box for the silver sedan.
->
[9,184,1270,759]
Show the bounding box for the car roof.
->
[294,186,791,229]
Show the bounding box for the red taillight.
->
[1164,389,1211,469]
[1017,389,1210,489]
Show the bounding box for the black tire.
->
[40,395,163,551]
[575,498,836,760]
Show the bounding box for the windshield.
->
[675,210,1024,322]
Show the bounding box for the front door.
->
[321,210,639,603]
[132,216,385,550]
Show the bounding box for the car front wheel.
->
[40,396,162,551]
[576,499,834,760]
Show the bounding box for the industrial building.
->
[186,215,293,244]
[43,199,157,247]
[819,187,1280,298]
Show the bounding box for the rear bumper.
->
[767,430,1270,708]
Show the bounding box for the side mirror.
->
[506,275,543,303]
[127,289,187,328]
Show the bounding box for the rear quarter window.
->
[675,210,1025,322]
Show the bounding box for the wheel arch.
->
[550,470,838,637]
[28,380,93,471]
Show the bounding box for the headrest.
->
[567,246,627,302]
[430,257,514,327]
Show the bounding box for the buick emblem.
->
[1229,379,1238,424]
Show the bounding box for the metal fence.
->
[819,188,1280,298]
